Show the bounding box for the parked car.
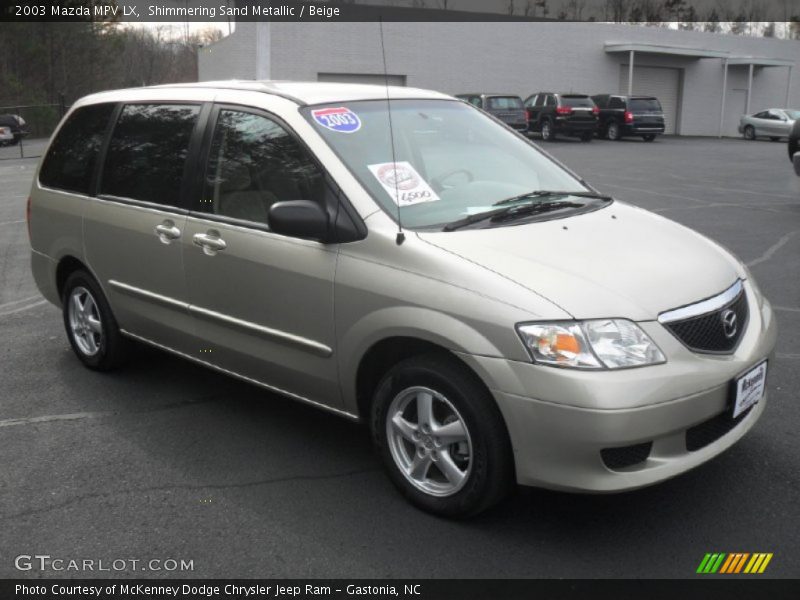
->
[739,108,800,141]
[523,92,598,142]
[0,114,29,145]
[455,94,528,132]
[30,82,776,517]
[789,118,800,176]
[591,95,665,141]
[0,124,13,145]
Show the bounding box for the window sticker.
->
[367,161,441,206]
[311,107,362,133]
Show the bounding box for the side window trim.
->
[89,102,122,197]
[95,100,208,213]
[188,102,366,241]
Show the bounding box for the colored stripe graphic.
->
[701,553,773,574]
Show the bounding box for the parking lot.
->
[1,135,798,579]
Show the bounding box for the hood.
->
[417,202,743,321]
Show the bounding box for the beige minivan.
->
[29,81,777,517]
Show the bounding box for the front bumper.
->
[457,284,777,492]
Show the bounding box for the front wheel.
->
[743,125,756,140]
[62,270,130,371]
[607,121,621,140]
[371,354,514,518]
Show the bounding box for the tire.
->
[744,125,756,140]
[541,119,555,141]
[607,121,621,141]
[642,134,656,142]
[371,354,515,518]
[580,132,593,142]
[62,269,130,371]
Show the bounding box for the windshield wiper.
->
[443,200,584,231]
[493,190,612,206]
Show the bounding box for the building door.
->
[619,65,681,134]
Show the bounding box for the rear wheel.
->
[541,119,555,141]
[607,121,621,141]
[642,134,656,142]
[744,125,756,140]
[62,270,130,371]
[371,354,514,518]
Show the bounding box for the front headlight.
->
[516,320,666,370]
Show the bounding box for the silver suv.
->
[29,82,777,517]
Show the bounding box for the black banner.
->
[3,580,800,600]
[1,0,798,23]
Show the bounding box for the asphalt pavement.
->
[1,135,798,579]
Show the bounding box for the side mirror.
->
[268,200,330,242]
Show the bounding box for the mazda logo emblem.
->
[721,309,738,339]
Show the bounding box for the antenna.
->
[379,17,405,246]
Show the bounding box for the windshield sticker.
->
[368,162,441,206]
[311,107,361,133]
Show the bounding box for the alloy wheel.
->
[386,386,473,497]
[67,286,103,356]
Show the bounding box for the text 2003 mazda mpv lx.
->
[29,82,776,517]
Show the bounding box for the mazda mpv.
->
[29,82,777,517]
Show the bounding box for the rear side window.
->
[100,104,200,205]
[561,96,594,108]
[486,97,523,110]
[629,98,662,112]
[39,103,115,194]
[609,97,626,109]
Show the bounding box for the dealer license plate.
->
[732,361,767,419]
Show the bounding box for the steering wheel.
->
[431,168,475,192]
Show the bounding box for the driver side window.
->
[202,109,325,225]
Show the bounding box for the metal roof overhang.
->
[727,56,795,67]
[604,42,728,59]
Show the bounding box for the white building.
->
[198,20,799,136]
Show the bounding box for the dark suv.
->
[592,95,665,141]
[523,93,598,142]
[789,118,800,176]
[456,94,528,132]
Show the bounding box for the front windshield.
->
[303,99,589,229]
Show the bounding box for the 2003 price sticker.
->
[368,162,441,207]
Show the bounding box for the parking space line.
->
[774,306,800,313]
[747,231,798,268]
[0,295,41,309]
[0,397,220,429]
[0,219,25,226]
[0,299,47,316]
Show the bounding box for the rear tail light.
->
[26,196,32,241]
[555,106,573,115]
[624,111,634,124]
[592,106,600,116]
[525,109,532,122]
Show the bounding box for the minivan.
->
[29,82,776,517]
[455,94,528,132]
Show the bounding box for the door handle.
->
[155,221,181,244]
[193,232,227,256]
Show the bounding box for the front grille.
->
[686,407,753,451]
[663,289,748,354]
[601,442,652,470]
